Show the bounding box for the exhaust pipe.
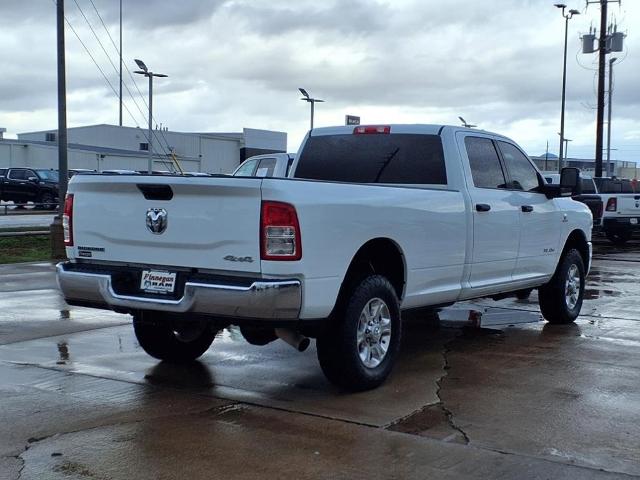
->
[275,328,310,352]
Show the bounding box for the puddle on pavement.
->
[388,404,467,444]
[583,288,622,300]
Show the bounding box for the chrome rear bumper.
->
[56,262,301,320]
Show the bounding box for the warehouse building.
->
[0,124,287,174]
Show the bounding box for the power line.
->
[68,0,176,170]
[84,0,177,162]
[48,0,176,171]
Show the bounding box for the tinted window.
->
[498,141,539,192]
[594,178,634,193]
[580,178,596,194]
[465,137,507,189]
[233,159,258,176]
[8,169,27,180]
[0,169,6,177]
[255,158,277,177]
[295,134,447,184]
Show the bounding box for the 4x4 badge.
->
[146,208,168,234]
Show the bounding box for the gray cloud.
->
[0,0,638,161]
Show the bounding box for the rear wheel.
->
[538,248,585,324]
[133,311,216,362]
[38,192,55,210]
[316,275,401,391]
[605,229,632,245]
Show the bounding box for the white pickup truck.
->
[593,177,640,245]
[57,124,592,390]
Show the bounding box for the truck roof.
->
[308,124,509,139]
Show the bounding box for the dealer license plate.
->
[631,218,638,225]
[140,270,177,294]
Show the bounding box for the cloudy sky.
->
[1,0,639,161]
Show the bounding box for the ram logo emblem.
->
[146,208,168,234]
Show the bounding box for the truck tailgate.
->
[618,195,640,216]
[68,175,263,273]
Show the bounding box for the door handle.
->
[476,203,491,212]
[521,205,534,213]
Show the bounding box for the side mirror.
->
[27,176,39,184]
[560,167,581,195]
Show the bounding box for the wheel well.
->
[331,239,406,316]
[563,230,590,271]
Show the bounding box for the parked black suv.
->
[0,167,59,209]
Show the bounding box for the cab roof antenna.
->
[458,116,477,128]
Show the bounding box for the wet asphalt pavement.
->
[1,237,639,479]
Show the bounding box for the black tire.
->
[133,311,216,362]
[38,192,55,210]
[316,275,401,391]
[605,229,632,245]
[538,248,585,325]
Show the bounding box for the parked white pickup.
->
[57,124,592,390]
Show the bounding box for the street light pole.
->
[555,4,580,173]
[134,59,167,173]
[299,88,324,130]
[564,138,573,162]
[606,57,617,177]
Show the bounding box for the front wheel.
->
[133,311,216,362]
[538,248,585,325]
[316,275,401,391]
[605,229,632,245]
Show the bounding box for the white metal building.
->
[0,124,286,174]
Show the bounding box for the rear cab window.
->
[581,178,597,194]
[295,134,447,185]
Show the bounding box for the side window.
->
[497,141,540,192]
[255,158,277,177]
[8,169,26,180]
[0,169,6,178]
[465,137,507,189]
[581,179,596,194]
[233,159,258,177]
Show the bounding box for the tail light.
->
[261,201,301,261]
[63,194,74,246]
[606,197,617,212]
[353,125,390,134]
[594,201,603,218]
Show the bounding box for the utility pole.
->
[594,0,608,177]
[118,0,122,126]
[51,0,69,258]
[585,0,622,177]
[606,57,617,177]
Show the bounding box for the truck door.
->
[496,141,562,280]
[459,135,520,290]
[6,169,34,202]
